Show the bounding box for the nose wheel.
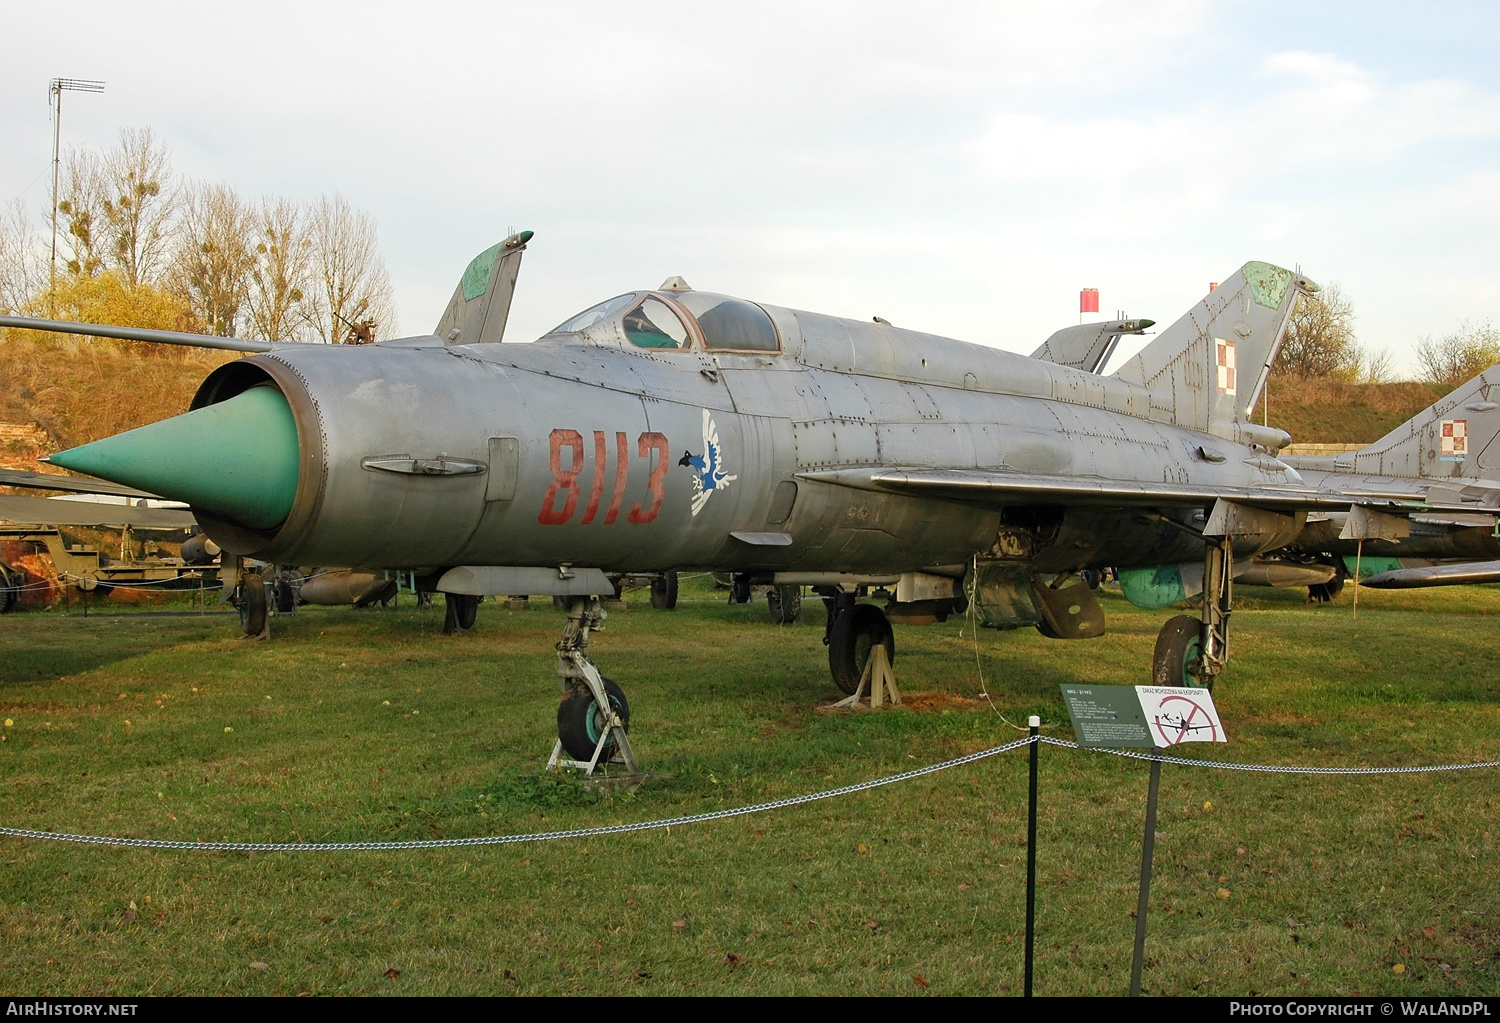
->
[556,677,631,762]
[547,596,639,775]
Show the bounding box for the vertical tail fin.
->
[1030,318,1154,373]
[1338,368,1500,481]
[432,230,533,345]
[1111,262,1318,434]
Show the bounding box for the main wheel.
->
[1308,575,1344,603]
[650,571,679,610]
[240,574,268,637]
[729,573,752,605]
[1153,614,1206,688]
[767,583,801,624]
[443,592,479,634]
[828,603,895,694]
[557,677,631,762]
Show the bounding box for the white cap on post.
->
[1028,715,1041,728]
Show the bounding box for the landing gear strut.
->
[547,596,637,775]
[1152,536,1232,689]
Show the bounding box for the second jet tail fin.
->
[1301,368,1500,481]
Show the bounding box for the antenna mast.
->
[48,77,105,316]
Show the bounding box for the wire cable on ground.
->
[3,736,1496,854]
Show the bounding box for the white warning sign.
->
[1135,686,1227,746]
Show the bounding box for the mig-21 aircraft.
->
[2,234,1464,771]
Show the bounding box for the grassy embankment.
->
[1263,376,1442,446]
[1,577,1496,996]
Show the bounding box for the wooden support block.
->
[835,643,900,709]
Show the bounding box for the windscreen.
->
[550,293,637,335]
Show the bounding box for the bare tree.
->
[1361,347,1395,384]
[306,193,394,343]
[173,183,256,336]
[101,128,177,288]
[245,197,313,342]
[1415,320,1500,389]
[0,199,45,315]
[53,146,108,279]
[1275,282,1360,379]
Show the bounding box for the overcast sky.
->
[3,1,1498,372]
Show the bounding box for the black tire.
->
[828,603,895,694]
[767,583,801,625]
[729,573,751,605]
[650,571,679,610]
[241,574,268,637]
[1153,614,1205,688]
[554,595,570,610]
[443,592,479,634]
[1308,575,1345,603]
[274,578,296,613]
[557,677,630,762]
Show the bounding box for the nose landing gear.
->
[546,596,638,775]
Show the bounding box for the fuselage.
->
[187,287,1306,576]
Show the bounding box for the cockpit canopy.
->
[548,289,780,353]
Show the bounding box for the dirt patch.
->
[901,691,986,713]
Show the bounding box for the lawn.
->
[0,577,1496,996]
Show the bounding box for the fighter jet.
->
[3,238,1446,769]
[1031,313,1500,603]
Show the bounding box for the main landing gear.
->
[1152,536,1232,690]
[822,592,896,695]
[547,596,638,775]
[443,592,480,634]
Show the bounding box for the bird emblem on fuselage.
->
[678,409,738,516]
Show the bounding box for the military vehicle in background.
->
[0,471,202,609]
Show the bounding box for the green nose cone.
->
[48,385,301,530]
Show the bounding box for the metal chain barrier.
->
[1,735,1495,853]
[0,736,1036,853]
[1037,735,1500,774]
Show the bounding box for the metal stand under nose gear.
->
[546,596,639,776]
[1199,537,1233,687]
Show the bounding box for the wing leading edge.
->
[795,466,1489,517]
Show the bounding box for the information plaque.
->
[1059,685,1155,748]
[1060,684,1228,748]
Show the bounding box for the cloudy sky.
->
[3,1,1498,372]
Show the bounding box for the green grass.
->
[1,577,1497,996]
